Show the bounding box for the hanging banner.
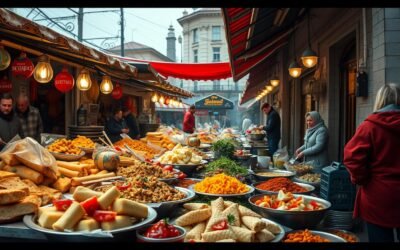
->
[195,94,234,109]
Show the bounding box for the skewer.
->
[82,176,125,185]
[98,137,112,148]
[102,131,114,147]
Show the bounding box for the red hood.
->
[365,111,400,134]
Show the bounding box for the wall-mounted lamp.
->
[159,95,165,104]
[33,54,53,83]
[76,68,92,91]
[100,75,113,94]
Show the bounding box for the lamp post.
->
[178,35,183,88]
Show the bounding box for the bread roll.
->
[101,215,134,231]
[98,186,120,210]
[112,198,148,218]
[72,186,102,202]
[3,165,43,185]
[75,218,100,231]
[38,210,64,229]
[52,201,85,231]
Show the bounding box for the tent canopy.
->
[113,56,232,81]
[195,94,234,110]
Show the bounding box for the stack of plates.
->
[68,126,105,143]
[322,210,356,230]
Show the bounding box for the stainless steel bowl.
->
[282,230,347,242]
[324,229,360,242]
[252,181,315,195]
[248,133,266,141]
[252,170,296,181]
[248,193,331,229]
[136,224,186,242]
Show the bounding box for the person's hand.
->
[296,152,304,159]
[258,125,264,130]
[295,148,301,155]
[122,128,129,134]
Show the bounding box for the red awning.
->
[222,8,292,82]
[112,56,232,81]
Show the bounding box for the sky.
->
[12,8,196,61]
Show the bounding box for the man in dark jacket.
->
[260,103,281,155]
[105,107,129,143]
[0,93,21,150]
[122,106,140,139]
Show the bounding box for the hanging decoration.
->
[0,46,11,71]
[33,54,54,83]
[124,96,133,110]
[164,96,170,105]
[111,83,123,100]
[54,67,74,93]
[76,68,92,91]
[0,76,12,93]
[100,75,113,94]
[11,52,34,78]
[158,94,165,104]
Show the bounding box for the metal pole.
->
[120,8,125,57]
[78,8,83,42]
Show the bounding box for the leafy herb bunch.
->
[211,139,236,159]
[205,157,248,177]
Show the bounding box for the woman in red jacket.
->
[344,83,400,242]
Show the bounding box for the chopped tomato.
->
[177,172,187,179]
[116,182,132,191]
[167,224,181,237]
[93,210,117,222]
[52,199,73,211]
[310,200,319,210]
[211,220,228,231]
[114,146,122,152]
[162,165,173,172]
[144,219,169,238]
[80,197,99,216]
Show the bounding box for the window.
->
[193,49,198,63]
[193,28,198,43]
[212,26,221,41]
[213,80,220,91]
[212,47,220,62]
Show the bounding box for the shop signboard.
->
[11,53,34,79]
[0,76,12,93]
[195,94,234,109]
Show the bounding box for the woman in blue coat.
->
[295,111,329,173]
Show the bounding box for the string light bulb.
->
[33,55,53,83]
[76,68,92,91]
[100,75,113,94]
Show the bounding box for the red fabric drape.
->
[114,57,232,81]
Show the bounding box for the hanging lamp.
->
[76,68,92,91]
[270,64,280,87]
[0,45,11,71]
[100,75,113,94]
[288,30,302,78]
[301,11,318,68]
[33,54,53,83]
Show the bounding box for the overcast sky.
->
[12,8,196,61]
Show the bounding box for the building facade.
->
[254,8,400,163]
[177,8,248,128]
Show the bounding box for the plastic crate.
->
[320,162,356,211]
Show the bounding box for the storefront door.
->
[339,43,357,161]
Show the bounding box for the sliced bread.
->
[0,194,41,223]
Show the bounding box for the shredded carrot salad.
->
[284,229,330,243]
[194,173,249,194]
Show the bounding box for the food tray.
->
[252,181,315,195]
[48,151,85,161]
[23,206,157,237]
[189,184,255,197]
[282,230,346,242]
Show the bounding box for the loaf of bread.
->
[0,189,27,205]
[0,194,41,223]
